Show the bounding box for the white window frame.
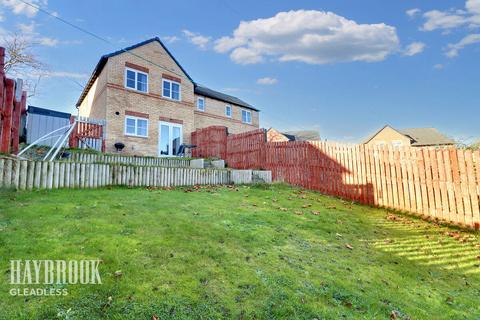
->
[241,109,252,124]
[225,105,232,118]
[197,97,205,111]
[158,121,183,157]
[124,67,148,93]
[391,140,403,148]
[162,79,181,101]
[124,115,149,138]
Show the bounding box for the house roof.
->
[76,37,258,112]
[363,125,455,146]
[398,128,455,146]
[28,105,71,119]
[283,130,320,141]
[194,85,259,111]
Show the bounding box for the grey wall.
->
[26,113,71,147]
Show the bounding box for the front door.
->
[158,121,183,157]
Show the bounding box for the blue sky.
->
[1,0,479,143]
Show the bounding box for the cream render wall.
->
[78,69,107,120]
[365,126,411,147]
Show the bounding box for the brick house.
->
[77,37,259,156]
[363,125,455,147]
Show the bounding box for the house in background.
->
[77,37,259,156]
[363,125,455,147]
[267,128,320,142]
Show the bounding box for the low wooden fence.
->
[191,126,480,229]
[0,158,231,189]
[63,153,191,167]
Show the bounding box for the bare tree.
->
[3,33,45,97]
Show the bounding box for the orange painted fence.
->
[192,126,480,229]
[0,47,27,154]
[191,126,228,159]
[69,116,106,152]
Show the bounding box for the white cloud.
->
[406,8,421,18]
[163,35,179,44]
[17,21,36,34]
[257,77,278,85]
[37,37,57,46]
[183,30,211,49]
[445,33,480,57]
[403,41,426,56]
[214,10,399,65]
[422,10,468,31]
[433,63,444,69]
[42,71,88,79]
[422,0,480,31]
[0,0,45,17]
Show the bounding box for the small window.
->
[197,97,205,111]
[225,105,232,117]
[162,79,181,101]
[125,116,148,137]
[392,140,403,148]
[241,109,252,124]
[125,68,148,93]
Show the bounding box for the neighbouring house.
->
[267,128,320,142]
[77,37,259,156]
[363,125,455,147]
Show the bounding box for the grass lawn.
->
[0,184,479,319]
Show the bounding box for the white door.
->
[158,121,183,157]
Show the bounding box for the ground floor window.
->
[125,116,148,137]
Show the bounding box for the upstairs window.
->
[197,97,205,111]
[125,116,148,137]
[125,68,148,93]
[163,79,181,101]
[225,105,232,117]
[241,109,252,124]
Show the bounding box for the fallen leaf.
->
[311,210,320,215]
[345,244,353,250]
[294,211,304,215]
[114,270,122,278]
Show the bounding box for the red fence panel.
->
[191,126,228,159]
[0,47,27,154]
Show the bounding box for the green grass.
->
[0,184,479,319]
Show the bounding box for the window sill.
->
[125,86,149,94]
[124,134,149,139]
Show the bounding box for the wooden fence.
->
[191,126,228,159]
[191,126,480,229]
[0,47,27,154]
[69,116,106,152]
[0,158,232,189]
[64,153,191,167]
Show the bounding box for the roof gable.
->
[76,37,194,107]
[362,125,406,144]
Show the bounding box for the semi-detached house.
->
[77,37,259,156]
